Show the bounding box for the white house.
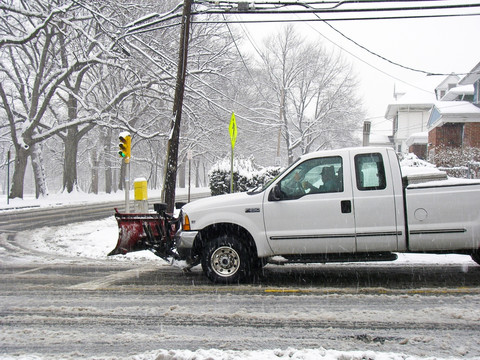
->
[384,91,435,154]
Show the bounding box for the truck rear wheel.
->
[201,235,251,284]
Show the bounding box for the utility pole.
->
[162,0,192,213]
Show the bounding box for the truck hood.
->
[182,192,265,230]
[183,191,261,213]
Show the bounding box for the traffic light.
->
[118,131,131,163]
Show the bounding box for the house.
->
[383,64,480,160]
[427,101,480,151]
[434,74,460,100]
[427,62,480,156]
[384,91,435,156]
[458,61,480,105]
[362,119,394,148]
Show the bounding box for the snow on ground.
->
[0,187,192,211]
[6,204,475,267]
[1,173,478,360]
[0,348,456,360]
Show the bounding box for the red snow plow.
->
[108,203,183,262]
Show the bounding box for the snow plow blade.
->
[108,205,180,262]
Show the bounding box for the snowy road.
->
[2,262,480,359]
[1,217,480,359]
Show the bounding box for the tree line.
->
[0,0,363,199]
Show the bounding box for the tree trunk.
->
[63,127,79,193]
[31,142,48,198]
[195,159,200,187]
[103,128,113,194]
[9,146,30,199]
[118,161,125,191]
[91,148,99,194]
[178,161,186,188]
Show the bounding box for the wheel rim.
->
[211,246,240,278]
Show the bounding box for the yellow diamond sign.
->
[229,112,237,149]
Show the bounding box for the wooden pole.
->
[162,0,192,213]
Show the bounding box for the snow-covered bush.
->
[399,153,436,169]
[208,156,282,196]
[431,146,480,178]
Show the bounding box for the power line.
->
[126,1,480,34]
[191,11,480,23]
[223,16,272,104]
[130,35,280,127]
[195,0,480,15]
[121,1,479,105]
[306,11,480,76]
[295,19,436,94]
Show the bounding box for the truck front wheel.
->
[202,235,251,284]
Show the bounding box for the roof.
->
[427,101,480,129]
[369,134,393,146]
[384,91,436,119]
[406,132,428,147]
[440,84,474,101]
[434,74,460,90]
[459,61,480,85]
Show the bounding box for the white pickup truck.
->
[175,146,480,283]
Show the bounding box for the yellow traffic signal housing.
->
[118,132,131,163]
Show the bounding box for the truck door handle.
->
[341,200,352,213]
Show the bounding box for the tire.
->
[201,235,251,284]
[471,252,480,265]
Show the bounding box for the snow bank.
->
[133,348,450,360]
[4,214,475,267]
[0,347,457,360]
[0,187,209,211]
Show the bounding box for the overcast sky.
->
[231,6,480,135]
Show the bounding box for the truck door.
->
[350,150,401,252]
[263,154,356,255]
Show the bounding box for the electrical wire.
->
[121,1,479,119]
[130,35,280,127]
[125,1,480,33]
[191,11,480,23]
[293,18,436,94]
[222,15,272,104]
[193,1,480,16]
[195,0,480,13]
[310,14,480,76]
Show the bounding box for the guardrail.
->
[0,191,210,233]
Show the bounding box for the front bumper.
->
[175,230,199,258]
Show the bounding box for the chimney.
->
[363,121,371,146]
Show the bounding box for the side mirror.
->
[175,202,187,210]
[154,203,167,214]
[268,184,283,201]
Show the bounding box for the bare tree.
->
[0,1,108,198]
[256,25,363,164]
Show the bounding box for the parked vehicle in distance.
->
[110,147,480,284]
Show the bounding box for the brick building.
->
[427,61,480,156]
[427,102,480,152]
[383,62,480,161]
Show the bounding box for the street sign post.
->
[229,112,237,193]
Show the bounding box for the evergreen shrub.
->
[208,157,283,196]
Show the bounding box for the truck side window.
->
[355,153,386,191]
[278,156,343,200]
